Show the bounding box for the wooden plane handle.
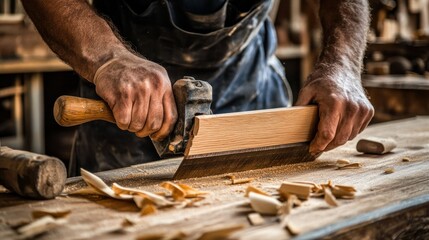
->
[53,95,115,127]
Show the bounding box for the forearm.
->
[316,0,370,76]
[21,0,129,81]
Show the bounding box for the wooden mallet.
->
[0,147,67,199]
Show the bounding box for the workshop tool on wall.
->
[54,78,318,179]
[0,147,67,199]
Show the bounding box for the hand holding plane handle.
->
[53,78,213,158]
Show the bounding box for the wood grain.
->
[185,105,318,156]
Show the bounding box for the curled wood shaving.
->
[336,162,362,170]
[323,187,339,207]
[249,192,282,215]
[112,183,175,207]
[197,224,244,240]
[160,181,186,201]
[277,194,298,216]
[231,177,254,185]
[32,209,71,219]
[402,157,411,162]
[384,167,395,174]
[244,186,270,197]
[80,168,132,200]
[247,213,265,226]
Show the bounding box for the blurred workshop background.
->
[0,0,428,167]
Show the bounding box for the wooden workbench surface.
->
[1,117,429,239]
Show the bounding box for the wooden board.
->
[175,105,318,178]
[1,117,429,239]
[186,105,318,156]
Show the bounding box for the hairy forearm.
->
[21,0,129,81]
[316,0,370,76]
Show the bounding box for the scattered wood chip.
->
[292,181,323,193]
[247,213,265,226]
[336,162,362,170]
[249,192,282,215]
[384,167,395,174]
[331,186,355,199]
[80,168,132,200]
[356,137,397,154]
[244,186,270,197]
[160,181,186,201]
[323,187,339,207]
[17,215,67,238]
[402,157,411,162]
[336,159,351,165]
[32,209,71,219]
[279,182,311,200]
[231,177,254,185]
[197,224,244,240]
[335,184,357,193]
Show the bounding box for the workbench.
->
[1,117,429,239]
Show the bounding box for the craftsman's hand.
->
[296,70,374,155]
[93,54,177,141]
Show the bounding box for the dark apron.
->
[69,0,292,176]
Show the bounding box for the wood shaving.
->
[402,157,411,162]
[244,186,270,197]
[336,162,362,169]
[323,187,339,207]
[113,183,175,207]
[231,177,255,185]
[249,192,282,215]
[336,159,351,165]
[247,213,265,226]
[384,167,395,174]
[160,181,186,201]
[335,184,357,193]
[331,186,355,199]
[197,224,244,240]
[32,209,71,219]
[80,168,132,200]
[177,183,209,198]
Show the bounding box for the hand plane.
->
[54,77,318,179]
